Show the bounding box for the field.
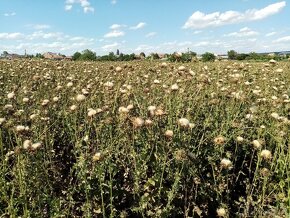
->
[0,59,289,217]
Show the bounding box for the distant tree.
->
[116,49,120,56]
[35,53,44,59]
[118,53,124,61]
[129,53,136,60]
[181,52,194,62]
[80,49,96,61]
[201,52,215,62]
[139,52,146,59]
[2,51,9,57]
[72,52,82,61]
[151,53,160,60]
[247,52,260,60]
[108,52,116,61]
[236,53,248,60]
[227,50,238,60]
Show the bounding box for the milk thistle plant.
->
[0,59,289,217]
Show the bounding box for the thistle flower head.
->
[252,140,262,149]
[92,152,102,162]
[87,109,97,117]
[165,130,173,138]
[216,207,227,217]
[260,149,272,160]
[0,118,6,125]
[171,83,179,91]
[178,118,190,128]
[132,117,144,128]
[31,142,41,151]
[76,94,86,102]
[220,158,232,169]
[7,92,15,99]
[214,136,226,145]
[236,136,244,142]
[23,140,32,150]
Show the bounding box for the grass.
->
[0,59,289,217]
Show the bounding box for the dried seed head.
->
[260,149,272,160]
[70,105,77,111]
[132,117,144,128]
[0,118,6,125]
[76,94,86,102]
[145,119,153,126]
[23,97,29,103]
[214,136,226,145]
[118,106,129,114]
[165,130,173,138]
[31,142,41,151]
[216,207,227,217]
[174,149,187,161]
[127,104,134,110]
[7,92,15,99]
[171,83,179,91]
[220,158,232,169]
[88,109,97,117]
[236,136,244,142]
[252,140,262,149]
[178,118,190,128]
[23,140,32,150]
[92,152,102,162]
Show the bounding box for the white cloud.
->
[265,32,277,37]
[84,6,94,13]
[273,36,290,43]
[64,0,94,13]
[130,22,146,30]
[224,27,259,37]
[102,42,120,51]
[193,30,202,34]
[183,1,286,29]
[111,0,117,5]
[65,5,73,11]
[135,44,154,52]
[145,32,157,38]
[27,31,64,40]
[32,24,51,30]
[0,32,25,40]
[110,24,126,29]
[4,12,16,17]
[104,30,125,38]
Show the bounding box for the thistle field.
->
[0,59,289,217]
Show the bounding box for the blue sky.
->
[0,0,290,55]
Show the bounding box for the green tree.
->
[201,52,215,62]
[227,50,238,60]
[247,52,260,60]
[80,49,96,61]
[139,52,146,59]
[72,52,82,61]
[108,52,116,61]
[151,53,160,60]
[35,53,44,59]
[236,53,248,60]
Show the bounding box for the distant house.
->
[217,54,228,60]
[65,56,73,61]
[43,52,65,60]
[0,52,23,60]
[267,53,276,57]
[277,51,290,58]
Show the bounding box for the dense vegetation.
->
[0,59,289,217]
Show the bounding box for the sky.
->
[0,0,290,56]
